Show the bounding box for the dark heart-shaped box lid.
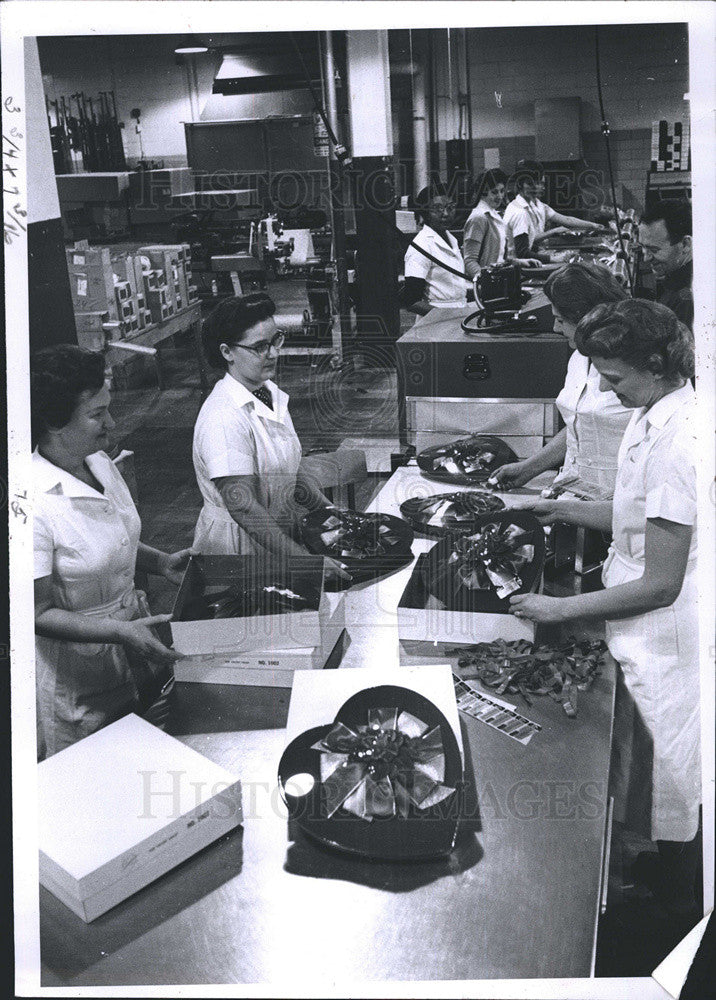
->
[423,510,546,614]
[417,434,519,485]
[300,509,414,588]
[278,684,465,860]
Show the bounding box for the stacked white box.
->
[38,715,243,922]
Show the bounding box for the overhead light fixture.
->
[212,51,318,95]
[175,37,208,55]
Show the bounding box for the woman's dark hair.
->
[512,159,544,191]
[202,292,277,369]
[31,344,106,445]
[412,178,449,224]
[544,262,628,324]
[575,298,695,381]
[473,169,508,205]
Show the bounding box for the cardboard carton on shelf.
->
[38,714,243,922]
[170,554,345,658]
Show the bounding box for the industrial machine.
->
[461,263,538,335]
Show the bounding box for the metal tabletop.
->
[40,469,616,987]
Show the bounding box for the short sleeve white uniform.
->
[602,383,700,841]
[404,224,470,308]
[33,450,147,758]
[552,352,633,499]
[503,194,556,249]
[192,374,303,555]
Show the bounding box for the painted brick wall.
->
[427,22,689,208]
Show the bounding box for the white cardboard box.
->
[170,554,344,656]
[286,663,464,762]
[38,715,243,922]
[174,625,345,686]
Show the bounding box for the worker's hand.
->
[115,615,181,666]
[510,593,569,623]
[489,461,534,490]
[515,258,543,268]
[512,499,565,526]
[158,548,197,586]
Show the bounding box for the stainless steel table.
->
[40,468,616,986]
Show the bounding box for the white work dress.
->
[552,352,633,500]
[192,374,303,555]
[33,450,147,758]
[404,224,470,308]
[603,383,700,842]
[503,194,556,249]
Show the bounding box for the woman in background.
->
[463,168,540,278]
[492,263,632,500]
[402,179,470,315]
[32,345,191,758]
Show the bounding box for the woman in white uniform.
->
[402,180,470,315]
[504,159,604,258]
[463,169,540,279]
[510,299,701,920]
[492,263,632,500]
[193,293,342,569]
[32,346,192,759]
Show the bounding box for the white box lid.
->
[38,715,241,883]
[286,663,463,757]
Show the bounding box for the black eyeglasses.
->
[232,330,286,358]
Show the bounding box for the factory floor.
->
[108,280,703,982]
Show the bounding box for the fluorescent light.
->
[175,45,208,55]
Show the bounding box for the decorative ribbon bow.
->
[414,491,504,527]
[312,707,455,821]
[434,443,497,477]
[449,522,535,599]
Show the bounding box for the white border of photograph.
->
[4,2,714,998]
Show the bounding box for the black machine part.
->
[461,263,539,336]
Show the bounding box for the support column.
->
[322,31,351,343]
[411,36,429,194]
[346,30,400,359]
[26,37,77,349]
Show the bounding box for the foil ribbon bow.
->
[434,443,497,477]
[311,707,456,821]
[449,522,535,599]
[415,492,504,527]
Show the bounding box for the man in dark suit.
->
[639,201,693,331]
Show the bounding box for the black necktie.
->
[253,385,273,410]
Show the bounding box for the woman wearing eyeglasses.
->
[192,293,339,564]
[402,179,470,316]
